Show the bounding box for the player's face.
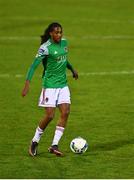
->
[50,27,62,43]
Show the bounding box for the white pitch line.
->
[0,35,134,41]
[0,36,38,40]
[79,71,134,76]
[2,17,134,24]
[0,74,10,78]
[15,74,24,78]
[0,71,134,78]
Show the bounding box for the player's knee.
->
[48,114,54,121]
[45,112,55,121]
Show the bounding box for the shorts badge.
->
[45,97,49,102]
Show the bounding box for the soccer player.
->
[22,22,78,157]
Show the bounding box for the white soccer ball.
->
[70,137,88,154]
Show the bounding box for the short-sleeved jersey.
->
[36,38,68,88]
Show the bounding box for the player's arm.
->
[26,56,43,81]
[65,39,78,80]
[67,60,78,80]
[22,45,48,97]
[22,56,44,97]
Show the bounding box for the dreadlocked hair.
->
[40,22,62,45]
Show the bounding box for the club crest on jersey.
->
[45,97,49,102]
[64,47,68,52]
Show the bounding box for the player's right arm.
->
[22,56,44,97]
[22,44,48,97]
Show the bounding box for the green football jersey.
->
[26,38,72,88]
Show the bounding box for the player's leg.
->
[32,107,55,142]
[57,103,70,127]
[29,88,56,157]
[39,107,55,130]
[29,107,55,157]
[48,86,71,156]
[48,103,70,156]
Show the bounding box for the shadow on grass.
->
[24,138,134,158]
[91,138,134,152]
[37,151,65,158]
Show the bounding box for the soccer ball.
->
[70,137,88,154]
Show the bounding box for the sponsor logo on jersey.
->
[56,55,67,62]
[64,47,68,52]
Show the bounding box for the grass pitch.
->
[0,0,134,178]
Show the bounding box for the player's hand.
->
[73,70,78,80]
[22,80,30,97]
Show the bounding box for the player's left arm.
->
[66,61,78,80]
[65,39,78,80]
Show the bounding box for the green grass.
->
[0,0,134,178]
